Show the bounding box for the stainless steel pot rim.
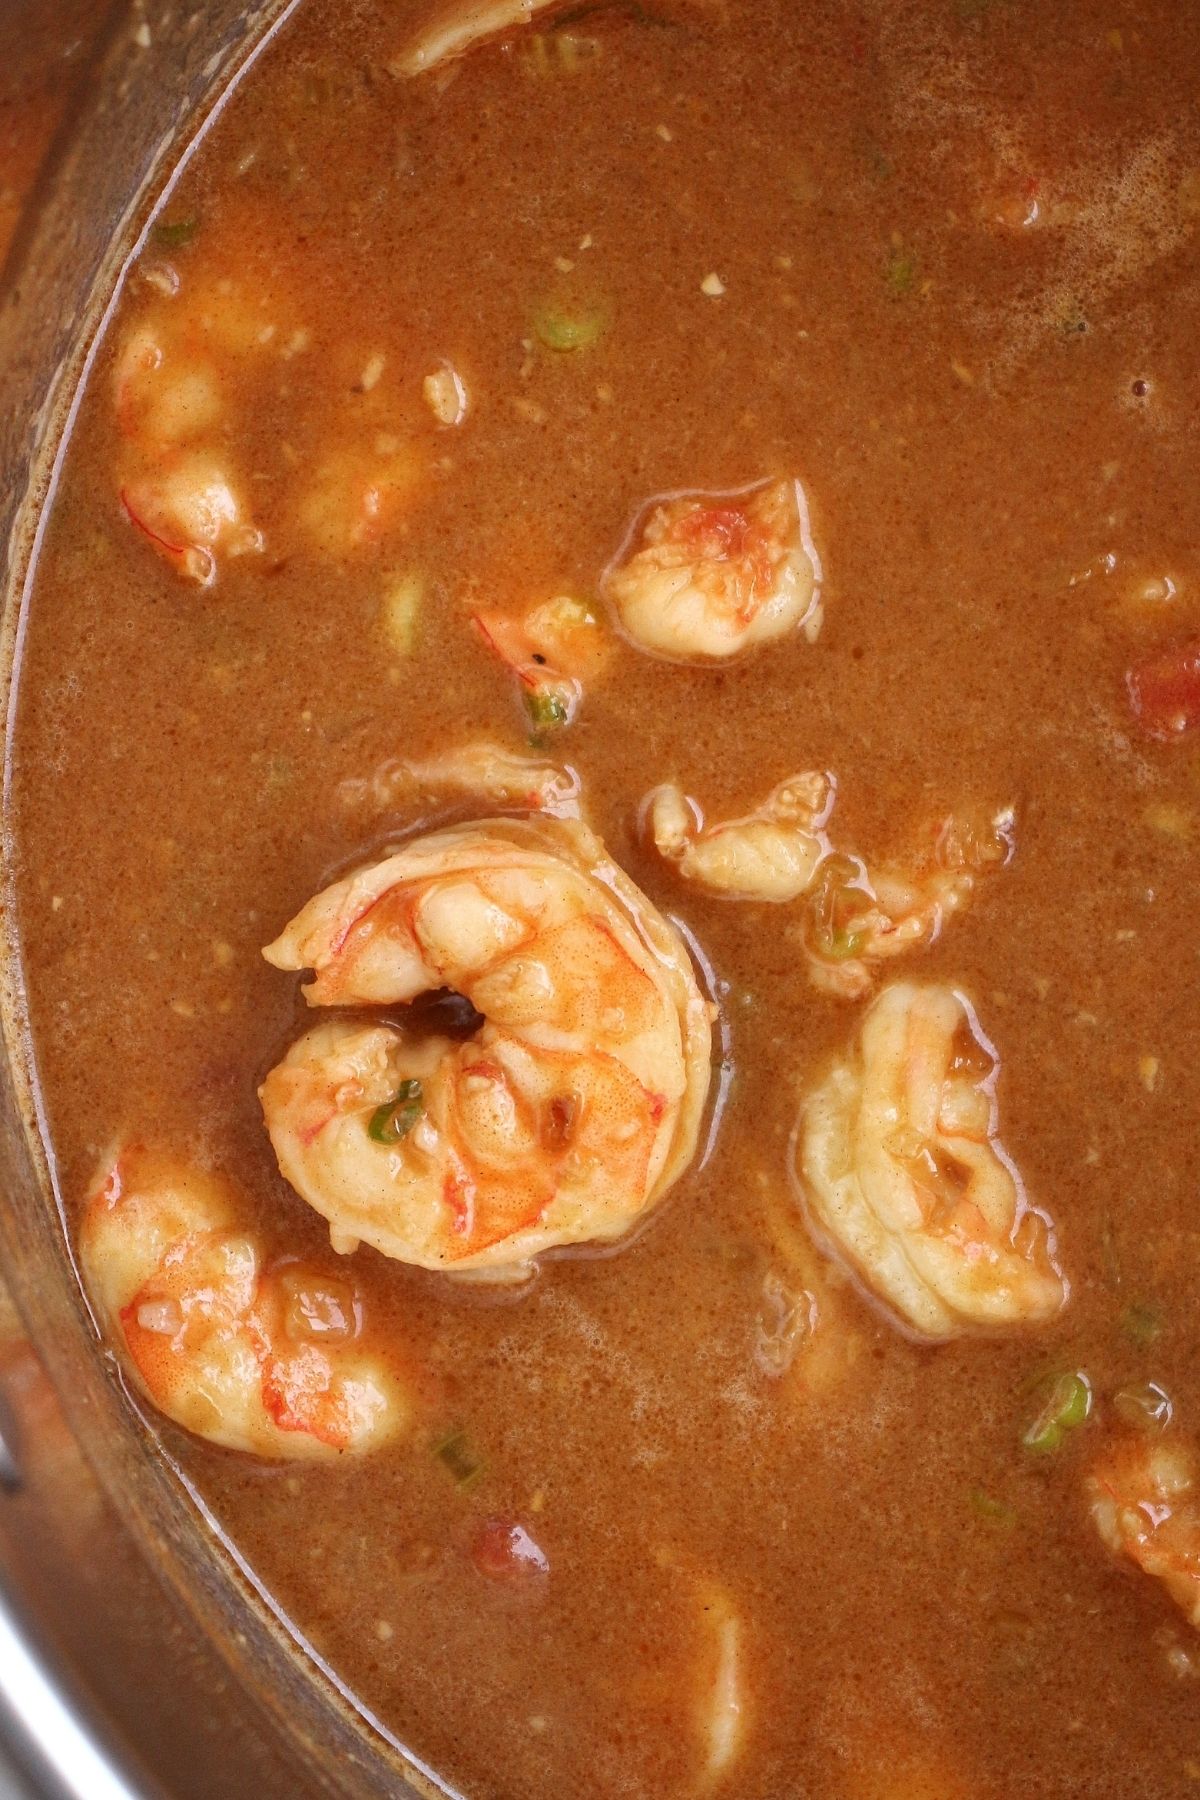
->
[0,1587,140,1800]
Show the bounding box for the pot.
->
[0,5,437,1794]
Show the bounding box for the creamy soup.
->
[8,1,1200,1794]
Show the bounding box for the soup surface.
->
[8,0,1200,1793]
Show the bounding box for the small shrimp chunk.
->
[80,1147,411,1458]
[338,740,581,819]
[259,817,712,1278]
[115,303,267,583]
[1088,1430,1200,1630]
[645,771,832,901]
[801,807,1013,1000]
[473,596,609,733]
[391,0,560,75]
[797,981,1066,1340]
[604,478,822,662]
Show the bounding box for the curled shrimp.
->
[113,257,297,582]
[259,816,712,1278]
[79,1146,412,1458]
[603,478,823,662]
[798,807,1015,1000]
[1087,1428,1200,1630]
[644,771,833,902]
[796,981,1066,1340]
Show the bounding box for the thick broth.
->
[9,0,1200,1793]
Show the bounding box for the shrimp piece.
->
[800,807,1014,1000]
[754,1170,867,1395]
[337,740,582,819]
[473,596,610,733]
[113,270,292,582]
[796,981,1066,1340]
[694,1582,747,1792]
[79,1146,411,1458]
[298,441,423,559]
[391,0,563,76]
[1087,1430,1200,1630]
[259,816,712,1277]
[603,478,822,662]
[645,771,833,902]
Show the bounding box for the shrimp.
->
[472,595,610,733]
[1087,1429,1200,1630]
[645,776,1011,995]
[693,1582,748,1792]
[644,771,833,902]
[337,740,582,819]
[259,816,712,1277]
[754,1168,868,1396]
[796,981,1066,1340]
[799,807,1014,1000]
[391,0,563,76]
[603,478,823,662]
[113,264,296,582]
[297,440,423,560]
[79,1146,412,1458]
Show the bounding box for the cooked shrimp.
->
[259,816,712,1277]
[1087,1429,1200,1630]
[297,440,423,559]
[79,1146,411,1458]
[799,807,1014,1000]
[337,740,582,819]
[796,981,1066,1340]
[694,1582,748,1791]
[473,596,610,733]
[646,778,1011,995]
[645,771,833,902]
[391,0,562,76]
[603,478,822,662]
[754,1169,867,1395]
[113,263,300,581]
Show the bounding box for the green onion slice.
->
[1113,1380,1173,1432]
[367,1078,424,1144]
[525,689,570,733]
[1021,1370,1092,1454]
[532,305,606,353]
[432,1428,487,1491]
[152,217,198,249]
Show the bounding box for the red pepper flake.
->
[1127,636,1200,740]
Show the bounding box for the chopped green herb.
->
[1113,1380,1173,1432]
[152,217,199,249]
[533,303,607,353]
[1121,1299,1163,1345]
[970,1489,1017,1529]
[885,245,918,297]
[1022,1370,1092,1454]
[367,1078,424,1144]
[525,689,570,734]
[432,1428,487,1491]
